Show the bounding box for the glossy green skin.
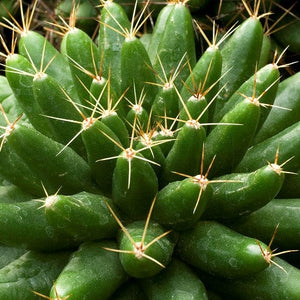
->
[0,184,32,203]
[10,59,85,154]
[45,192,118,242]
[0,75,13,102]
[2,77,14,111]
[81,119,122,195]
[61,27,100,104]
[135,139,166,181]
[0,244,26,269]
[0,142,49,197]
[214,63,280,127]
[89,77,110,112]
[140,259,208,300]
[153,3,196,90]
[101,113,129,148]
[50,241,128,300]
[126,106,149,132]
[152,85,179,127]
[140,33,152,52]
[152,178,212,231]
[18,31,78,101]
[99,1,131,96]
[0,250,70,300]
[204,98,260,178]
[5,54,55,136]
[236,120,300,173]
[180,47,222,109]
[214,17,263,116]
[148,4,175,64]
[0,93,24,123]
[258,34,272,69]
[202,165,285,220]
[118,221,174,278]
[0,200,77,251]
[254,71,300,144]
[112,151,158,219]
[121,36,158,112]
[178,95,208,128]
[152,130,175,157]
[33,73,86,157]
[89,76,127,122]
[200,257,300,300]
[229,198,300,249]
[177,221,269,279]
[251,64,280,132]
[7,124,96,195]
[2,3,300,299]
[163,123,206,183]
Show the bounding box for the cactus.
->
[0,0,300,299]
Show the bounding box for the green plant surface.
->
[0,0,300,299]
